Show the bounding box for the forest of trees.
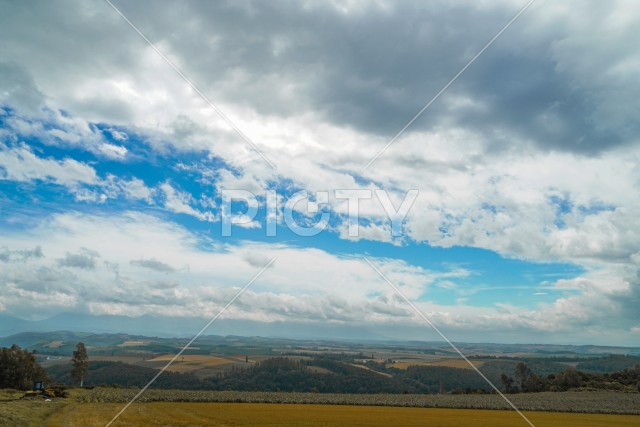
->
[47,358,416,393]
[44,355,640,394]
[47,360,200,389]
[3,342,640,395]
[498,361,640,393]
[0,344,48,389]
[576,355,640,372]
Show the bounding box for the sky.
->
[0,0,639,345]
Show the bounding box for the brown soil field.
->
[117,340,146,347]
[44,341,64,348]
[3,388,640,427]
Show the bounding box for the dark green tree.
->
[500,373,515,393]
[554,368,582,391]
[515,362,532,391]
[70,342,89,387]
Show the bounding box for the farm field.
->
[77,388,640,414]
[0,389,68,427]
[44,402,640,427]
[142,354,295,376]
[145,355,237,373]
[42,353,280,378]
[3,388,640,426]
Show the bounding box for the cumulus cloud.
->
[3,1,638,260]
[0,143,98,186]
[0,212,454,323]
[159,182,215,222]
[103,175,155,203]
[5,0,637,154]
[1,0,639,344]
[0,212,636,343]
[105,128,128,141]
[98,142,128,159]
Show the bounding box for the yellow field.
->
[391,359,485,370]
[90,355,148,363]
[45,402,640,427]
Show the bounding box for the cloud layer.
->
[1,0,639,344]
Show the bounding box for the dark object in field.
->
[21,382,68,399]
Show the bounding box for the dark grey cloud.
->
[58,248,100,270]
[130,258,175,273]
[0,62,45,114]
[2,1,637,156]
[0,245,44,262]
[608,270,640,329]
[105,0,639,155]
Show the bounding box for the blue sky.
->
[1,0,639,345]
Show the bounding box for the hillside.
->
[44,355,640,395]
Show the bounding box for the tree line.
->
[0,343,88,390]
[499,361,640,393]
[3,342,640,395]
[0,345,49,389]
[42,356,640,394]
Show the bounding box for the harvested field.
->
[117,340,146,347]
[3,388,640,426]
[90,355,147,364]
[44,402,640,427]
[0,389,68,427]
[44,341,64,348]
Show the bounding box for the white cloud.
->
[105,128,128,141]
[1,0,639,343]
[3,1,638,265]
[338,221,393,243]
[99,142,128,159]
[0,143,98,186]
[0,211,637,343]
[0,212,454,324]
[103,175,155,203]
[159,182,215,222]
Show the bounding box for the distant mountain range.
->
[1,313,640,355]
[0,312,392,341]
[1,327,639,357]
[0,312,205,337]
